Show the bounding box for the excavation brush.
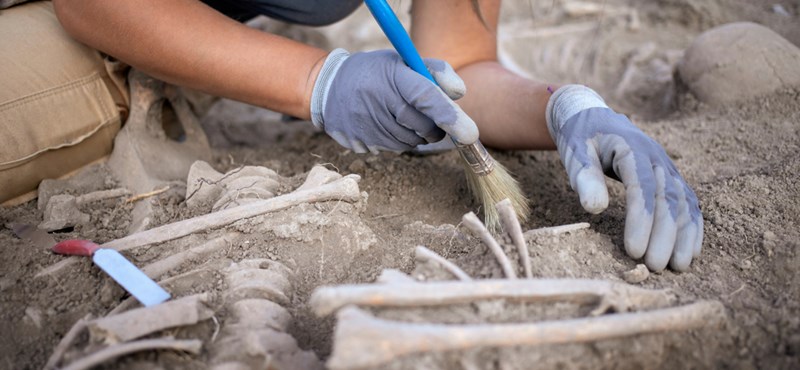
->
[364,0,529,230]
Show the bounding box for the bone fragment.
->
[377,269,417,284]
[524,222,590,237]
[462,212,517,279]
[495,199,532,279]
[61,338,202,370]
[141,235,233,279]
[328,301,726,369]
[623,264,650,284]
[296,165,342,192]
[310,279,672,317]
[89,294,213,344]
[414,246,472,281]
[44,314,92,370]
[36,175,361,277]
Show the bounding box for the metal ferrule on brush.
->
[456,141,495,176]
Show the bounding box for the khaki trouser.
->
[0,1,130,204]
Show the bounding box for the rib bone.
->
[310,279,673,317]
[414,246,472,281]
[495,199,532,279]
[462,212,517,279]
[36,175,361,277]
[327,301,726,369]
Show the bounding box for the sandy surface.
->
[1,0,799,369]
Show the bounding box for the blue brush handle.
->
[364,0,438,86]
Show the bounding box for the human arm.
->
[410,0,703,271]
[53,0,326,119]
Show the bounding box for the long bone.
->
[310,279,673,317]
[495,199,532,279]
[327,301,726,369]
[36,175,361,277]
[462,212,517,279]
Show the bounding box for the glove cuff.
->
[545,84,608,140]
[310,48,350,129]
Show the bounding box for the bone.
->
[310,279,673,317]
[36,175,361,277]
[44,314,92,370]
[89,294,213,344]
[377,269,417,284]
[462,212,517,279]
[141,235,234,279]
[327,301,726,369]
[495,199,532,279]
[296,165,342,192]
[414,246,472,281]
[524,222,591,237]
[228,299,292,332]
[224,266,292,305]
[60,338,202,370]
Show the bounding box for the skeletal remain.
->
[623,264,650,284]
[496,199,532,279]
[296,165,342,192]
[524,222,590,238]
[44,314,92,370]
[377,269,417,284]
[224,267,292,305]
[310,279,672,317]
[228,299,292,332]
[60,338,202,370]
[414,246,472,281]
[141,235,234,279]
[36,175,361,277]
[88,294,213,344]
[462,212,517,279]
[210,259,323,370]
[327,301,726,369]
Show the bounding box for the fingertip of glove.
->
[575,173,609,214]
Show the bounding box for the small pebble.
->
[622,264,650,284]
[348,159,366,173]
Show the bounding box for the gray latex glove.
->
[310,48,479,154]
[546,85,703,272]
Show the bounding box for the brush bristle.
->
[463,160,529,233]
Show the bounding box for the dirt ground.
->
[1,0,799,369]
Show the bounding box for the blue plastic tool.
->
[364,0,438,85]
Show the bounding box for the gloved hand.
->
[310,48,479,154]
[546,85,703,271]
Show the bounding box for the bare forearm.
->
[53,0,326,119]
[456,61,556,150]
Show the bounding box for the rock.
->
[39,194,90,231]
[678,22,800,105]
[622,264,650,284]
